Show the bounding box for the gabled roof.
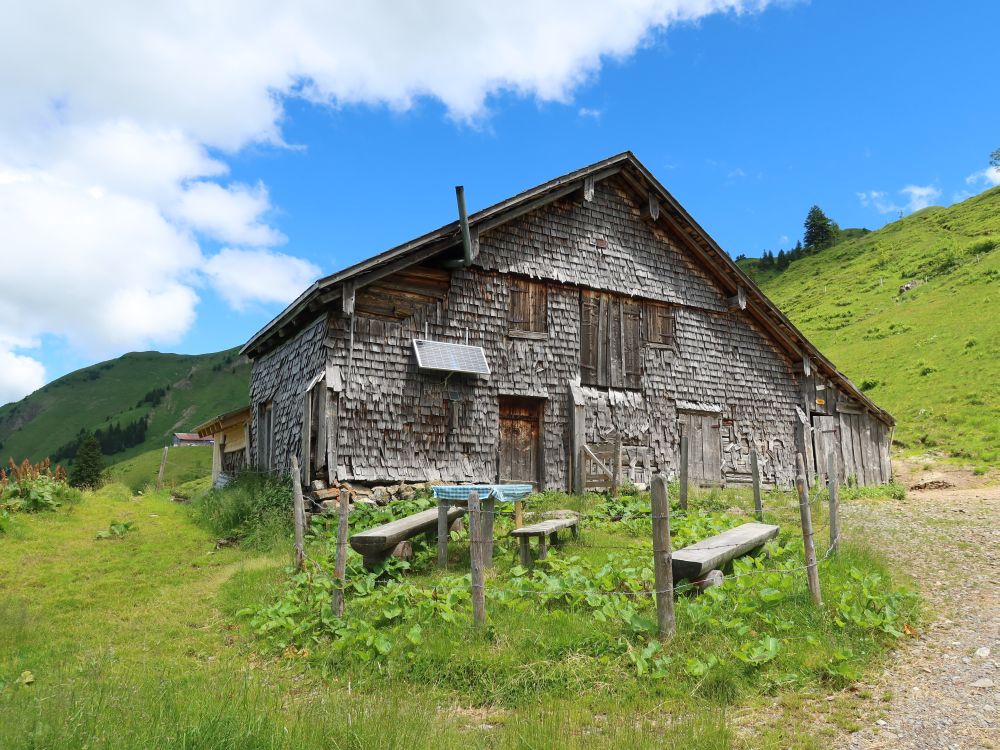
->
[241,152,893,426]
[192,405,252,438]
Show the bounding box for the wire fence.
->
[291,453,849,639]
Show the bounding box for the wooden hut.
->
[241,152,893,490]
[192,406,251,483]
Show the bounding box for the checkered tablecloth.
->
[431,484,533,502]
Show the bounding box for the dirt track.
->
[836,463,999,750]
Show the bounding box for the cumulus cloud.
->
[0,0,778,400]
[857,184,940,215]
[171,182,286,247]
[899,184,941,212]
[0,337,46,405]
[204,249,321,311]
[966,166,1000,188]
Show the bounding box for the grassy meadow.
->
[741,186,1000,469]
[1,475,918,749]
[107,444,213,493]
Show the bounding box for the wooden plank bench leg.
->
[570,523,578,540]
[538,533,548,560]
[519,536,532,568]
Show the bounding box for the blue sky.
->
[1,0,998,402]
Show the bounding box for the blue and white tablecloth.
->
[432,484,533,503]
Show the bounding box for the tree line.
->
[53,416,149,463]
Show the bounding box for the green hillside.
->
[0,349,250,466]
[740,187,1000,467]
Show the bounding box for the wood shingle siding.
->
[244,153,893,489]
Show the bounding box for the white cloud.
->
[966,166,1000,188]
[857,184,940,215]
[171,182,285,247]
[0,337,46,405]
[900,184,940,212]
[204,249,321,311]
[0,0,778,384]
[578,107,603,119]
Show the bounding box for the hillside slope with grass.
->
[0,348,249,466]
[740,187,1000,467]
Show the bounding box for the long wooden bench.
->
[510,516,579,565]
[350,506,465,568]
[671,522,779,581]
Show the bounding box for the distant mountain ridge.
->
[738,186,1000,468]
[0,348,250,465]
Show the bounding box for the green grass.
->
[0,348,249,466]
[106,445,213,493]
[740,187,1000,468]
[0,483,917,748]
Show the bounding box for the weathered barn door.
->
[811,415,839,482]
[678,411,722,486]
[498,397,543,489]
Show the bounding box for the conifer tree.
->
[803,205,838,250]
[69,433,105,488]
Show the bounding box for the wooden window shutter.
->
[622,298,643,389]
[509,278,547,333]
[579,290,600,385]
[645,302,674,346]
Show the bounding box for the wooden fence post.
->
[156,446,168,490]
[795,453,822,606]
[514,499,524,529]
[679,433,689,511]
[611,433,622,497]
[651,474,676,640]
[750,445,763,522]
[483,492,495,568]
[468,491,486,626]
[437,500,450,569]
[291,455,306,571]
[331,487,350,617]
[827,449,840,555]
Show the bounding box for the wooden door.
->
[811,414,839,482]
[679,412,722,486]
[498,397,542,488]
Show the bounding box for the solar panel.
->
[412,339,491,376]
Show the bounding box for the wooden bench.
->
[350,506,465,568]
[671,522,779,581]
[510,516,579,565]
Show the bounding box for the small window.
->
[645,302,674,347]
[257,400,273,472]
[508,277,548,335]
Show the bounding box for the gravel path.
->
[836,478,999,750]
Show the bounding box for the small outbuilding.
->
[192,406,252,483]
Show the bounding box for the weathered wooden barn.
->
[240,153,894,491]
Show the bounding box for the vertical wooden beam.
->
[468,491,486,626]
[795,453,822,606]
[325,390,338,484]
[827,449,840,555]
[651,474,676,640]
[750,444,763,522]
[301,390,312,485]
[611,433,622,497]
[437,499,450,568]
[679,432,689,511]
[291,455,306,571]
[210,437,222,484]
[331,488,350,617]
[569,386,585,494]
[483,493,495,568]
